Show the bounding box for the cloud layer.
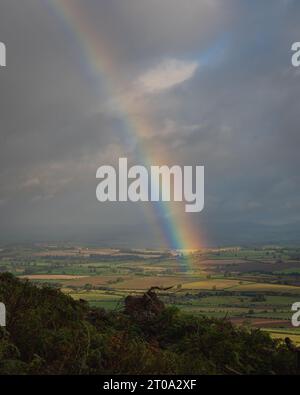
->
[0,0,299,246]
[138,58,199,93]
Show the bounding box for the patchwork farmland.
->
[1,244,300,344]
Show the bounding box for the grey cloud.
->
[0,0,300,246]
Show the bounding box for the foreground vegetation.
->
[0,273,299,375]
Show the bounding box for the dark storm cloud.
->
[0,0,299,245]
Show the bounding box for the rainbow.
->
[45,0,203,269]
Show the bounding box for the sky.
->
[0,0,300,247]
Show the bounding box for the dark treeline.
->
[0,273,298,375]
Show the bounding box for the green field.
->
[1,244,300,333]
